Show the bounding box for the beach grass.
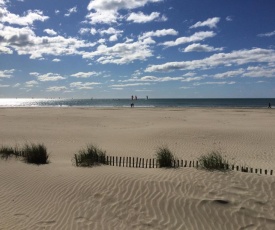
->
[156,146,177,168]
[20,143,49,165]
[0,143,49,164]
[74,144,106,167]
[0,145,21,159]
[198,151,230,172]
[0,146,17,159]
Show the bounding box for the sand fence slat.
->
[129,157,131,168]
[84,155,273,176]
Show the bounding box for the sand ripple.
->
[1,108,275,229]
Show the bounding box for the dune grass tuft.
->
[0,146,18,159]
[0,143,49,164]
[74,144,106,167]
[21,143,49,165]
[156,146,177,168]
[198,151,229,172]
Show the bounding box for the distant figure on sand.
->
[268,102,271,108]
[131,103,134,108]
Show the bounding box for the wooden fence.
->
[75,155,273,176]
[103,156,197,169]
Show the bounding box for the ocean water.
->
[0,98,274,108]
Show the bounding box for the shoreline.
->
[1,98,274,109]
[0,106,273,109]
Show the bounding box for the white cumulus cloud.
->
[36,73,66,82]
[0,69,15,78]
[52,58,61,62]
[65,6,77,17]
[258,30,275,37]
[213,69,245,79]
[127,12,161,23]
[190,17,220,29]
[0,25,96,59]
[140,29,178,39]
[82,37,155,64]
[44,29,57,36]
[87,0,162,11]
[0,8,49,26]
[86,0,163,24]
[161,31,216,48]
[146,48,275,72]
[71,71,99,78]
[183,43,223,52]
[243,66,275,78]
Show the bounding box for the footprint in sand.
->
[94,193,103,199]
[214,199,230,205]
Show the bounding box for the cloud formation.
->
[86,0,163,24]
[243,66,275,78]
[258,30,275,37]
[193,81,235,86]
[82,37,155,64]
[0,0,274,98]
[71,72,100,78]
[64,6,77,17]
[0,69,15,78]
[70,81,101,89]
[146,48,275,72]
[127,12,163,23]
[44,29,57,36]
[161,31,216,48]
[0,8,49,26]
[140,29,178,39]
[35,73,66,82]
[190,17,220,29]
[0,25,96,59]
[183,43,223,52]
[213,69,244,79]
[87,0,162,11]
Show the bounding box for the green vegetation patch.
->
[0,146,18,159]
[0,143,49,165]
[74,144,106,167]
[198,151,230,172]
[156,146,178,168]
[21,143,49,165]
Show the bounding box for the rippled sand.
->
[1,107,275,229]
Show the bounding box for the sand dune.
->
[0,108,275,229]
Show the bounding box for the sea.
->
[0,98,274,108]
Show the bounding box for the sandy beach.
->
[1,107,275,229]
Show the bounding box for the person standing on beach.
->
[268,102,271,108]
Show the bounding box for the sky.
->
[0,0,275,99]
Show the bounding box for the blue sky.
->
[0,0,275,98]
